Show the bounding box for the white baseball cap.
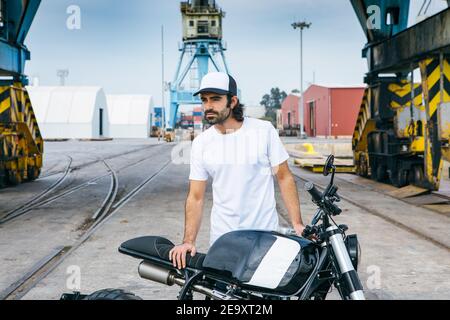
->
[193,72,238,97]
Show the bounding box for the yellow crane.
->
[351,1,450,191]
[0,0,43,187]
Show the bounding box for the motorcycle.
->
[62,155,365,300]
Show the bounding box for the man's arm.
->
[274,161,305,235]
[169,179,206,269]
[183,180,207,245]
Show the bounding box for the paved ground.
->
[0,138,448,300]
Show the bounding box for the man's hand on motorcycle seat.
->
[169,242,197,270]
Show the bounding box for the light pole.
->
[160,25,166,141]
[161,25,165,131]
[292,21,311,139]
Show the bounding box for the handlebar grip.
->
[304,182,322,203]
[324,199,342,216]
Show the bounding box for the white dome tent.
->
[26,86,109,139]
[107,95,154,139]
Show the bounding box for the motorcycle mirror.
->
[323,155,335,176]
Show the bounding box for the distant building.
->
[153,107,164,128]
[244,106,265,119]
[193,107,203,130]
[27,86,109,139]
[280,93,301,130]
[175,106,203,130]
[107,95,154,138]
[281,85,365,138]
[179,114,194,128]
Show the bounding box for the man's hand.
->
[293,224,306,237]
[296,224,319,241]
[169,243,197,270]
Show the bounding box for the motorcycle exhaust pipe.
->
[138,261,234,300]
[138,261,182,286]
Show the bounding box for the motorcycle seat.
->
[119,236,206,270]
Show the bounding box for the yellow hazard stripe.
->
[427,64,441,91]
[0,87,9,96]
[388,81,423,108]
[388,81,419,99]
[423,58,448,116]
[0,98,10,114]
[353,89,370,147]
[444,59,450,81]
[388,84,409,98]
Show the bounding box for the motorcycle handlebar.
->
[305,182,343,216]
[324,198,342,216]
[304,182,322,203]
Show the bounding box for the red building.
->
[280,94,300,130]
[281,85,365,138]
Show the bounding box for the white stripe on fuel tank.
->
[245,236,301,289]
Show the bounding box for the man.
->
[169,72,305,269]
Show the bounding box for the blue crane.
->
[0,0,41,84]
[168,0,230,129]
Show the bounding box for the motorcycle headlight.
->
[345,234,360,271]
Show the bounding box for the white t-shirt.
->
[189,117,290,246]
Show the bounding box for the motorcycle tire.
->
[83,288,143,300]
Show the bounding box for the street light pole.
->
[161,25,166,131]
[292,21,311,139]
[160,24,166,141]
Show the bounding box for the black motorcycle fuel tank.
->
[202,230,317,295]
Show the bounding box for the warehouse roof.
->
[26,86,107,124]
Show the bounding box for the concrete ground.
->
[0,138,448,300]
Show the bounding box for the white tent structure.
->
[107,95,154,138]
[26,86,109,139]
[244,106,266,119]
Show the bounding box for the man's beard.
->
[204,107,232,125]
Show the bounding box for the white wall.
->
[244,106,266,119]
[107,95,153,138]
[27,86,109,139]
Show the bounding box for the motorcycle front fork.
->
[326,226,365,300]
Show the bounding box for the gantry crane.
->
[168,0,231,130]
[352,0,450,191]
[0,0,43,187]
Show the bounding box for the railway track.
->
[0,144,166,226]
[286,151,450,212]
[0,158,172,300]
[0,156,73,224]
[290,170,450,252]
[91,161,119,221]
[39,143,164,180]
[350,178,450,213]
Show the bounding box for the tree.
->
[260,87,287,125]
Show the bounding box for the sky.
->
[24,0,449,107]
